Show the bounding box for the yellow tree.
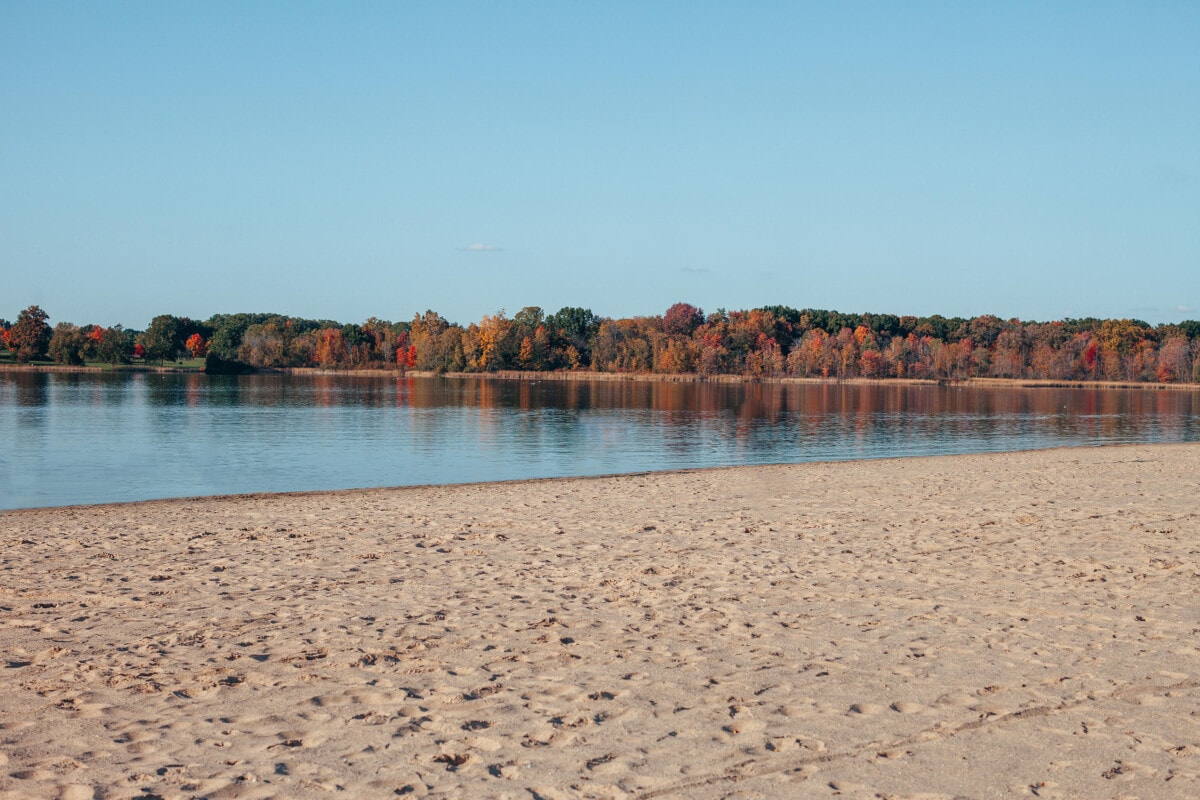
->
[518,337,533,366]
[409,311,466,372]
[475,312,513,372]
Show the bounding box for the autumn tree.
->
[1094,318,1153,380]
[334,324,373,367]
[185,333,207,358]
[656,337,697,373]
[833,327,858,377]
[905,334,939,379]
[882,334,910,378]
[744,333,784,377]
[1129,339,1159,382]
[759,305,803,340]
[515,328,550,370]
[511,307,548,369]
[361,317,410,366]
[719,310,779,369]
[9,305,52,362]
[786,329,829,377]
[850,323,884,377]
[689,315,726,375]
[662,302,705,337]
[962,315,1004,349]
[471,311,515,372]
[592,318,654,372]
[9,301,1200,384]
[409,311,465,372]
[1153,337,1190,382]
[313,328,347,367]
[238,322,289,366]
[990,326,1027,378]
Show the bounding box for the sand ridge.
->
[2,444,1199,799]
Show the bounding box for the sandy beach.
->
[2,444,1198,799]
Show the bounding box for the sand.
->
[2,444,1199,800]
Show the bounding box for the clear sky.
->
[3,1,1198,329]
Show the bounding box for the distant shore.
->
[3,443,1198,797]
[3,361,1198,392]
[0,362,201,374]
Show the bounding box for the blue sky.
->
[2,1,1197,329]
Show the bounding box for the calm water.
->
[2,372,1198,509]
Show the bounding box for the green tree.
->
[95,326,134,365]
[48,322,88,365]
[9,305,53,362]
[512,306,545,337]
[547,307,599,367]
[142,314,186,363]
[860,312,903,338]
[205,313,273,360]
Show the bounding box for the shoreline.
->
[3,443,1199,797]
[0,440,1188,515]
[4,361,1198,392]
[0,440,1170,516]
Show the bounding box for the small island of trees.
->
[3,303,1200,384]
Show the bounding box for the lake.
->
[2,371,1198,510]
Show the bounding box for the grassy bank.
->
[0,358,206,373]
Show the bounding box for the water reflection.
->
[1,372,1198,509]
[13,371,50,407]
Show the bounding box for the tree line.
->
[4,303,1200,383]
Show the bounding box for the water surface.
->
[2,372,1198,509]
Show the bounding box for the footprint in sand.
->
[935,691,977,707]
[57,786,95,800]
[889,700,925,713]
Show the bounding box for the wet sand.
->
[2,444,1199,799]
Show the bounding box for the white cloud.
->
[461,243,503,252]
[680,266,709,274]
[1176,305,1195,314]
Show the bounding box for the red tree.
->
[185,333,207,358]
[663,303,705,337]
